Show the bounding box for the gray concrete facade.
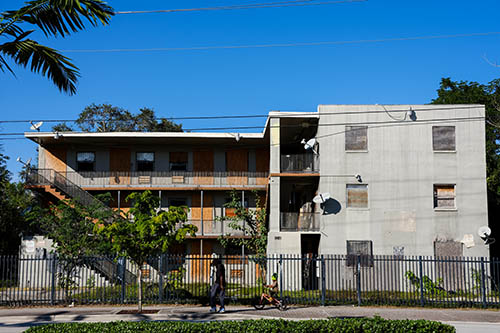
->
[267,105,489,258]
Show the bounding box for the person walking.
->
[209,258,226,313]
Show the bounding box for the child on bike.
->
[261,273,279,302]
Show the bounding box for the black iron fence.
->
[1,254,499,307]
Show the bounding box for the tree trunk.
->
[137,266,142,313]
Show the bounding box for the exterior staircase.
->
[26,168,137,284]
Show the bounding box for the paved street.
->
[0,305,499,332]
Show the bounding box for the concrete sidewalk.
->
[0,305,499,332]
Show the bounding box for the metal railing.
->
[188,220,245,236]
[281,154,319,173]
[280,212,320,231]
[28,169,269,188]
[2,254,499,307]
[26,169,110,209]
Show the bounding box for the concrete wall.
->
[314,105,488,257]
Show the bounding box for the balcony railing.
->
[281,154,319,173]
[280,212,320,231]
[183,220,246,237]
[29,169,268,188]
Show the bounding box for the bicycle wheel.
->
[277,297,288,311]
[253,297,266,310]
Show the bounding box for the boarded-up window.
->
[345,126,368,151]
[136,152,154,171]
[434,184,456,209]
[347,240,373,267]
[346,184,368,208]
[432,126,455,151]
[77,152,95,171]
[170,152,188,171]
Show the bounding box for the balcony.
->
[187,220,246,237]
[280,212,320,231]
[28,169,268,189]
[280,154,319,173]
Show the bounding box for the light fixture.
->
[407,107,416,121]
[355,174,362,182]
[54,132,60,139]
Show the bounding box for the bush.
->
[25,317,455,332]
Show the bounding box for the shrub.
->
[25,317,455,332]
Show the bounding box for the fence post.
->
[120,257,126,304]
[321,255,326,306]
[158,255,163,303]
[279,254,283,300]
[356,255,361,306]
[419,256,425,307]
[50,256,56,305]
[481,257,487,308]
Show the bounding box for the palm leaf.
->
[0,30,80,94]
[2,0,114,37]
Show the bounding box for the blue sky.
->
[2,0,500,178]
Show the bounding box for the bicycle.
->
[252,285,288,311]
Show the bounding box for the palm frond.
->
[0,31,80,94]
[2,0,114,37]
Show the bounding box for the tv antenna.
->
[313,192,331,204]
[301,138,318,154]
[16,157,32,167]
[478,226,495,245]
[30,121,43,131]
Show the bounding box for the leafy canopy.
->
[52,104,183,132]
[0,1,114,94]
[96,190,196,265]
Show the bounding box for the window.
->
[346,240,373,267]
[432,126,455,151]
[345,126,368,151]
[76,152,95,171]
[169,198,187,207]
[434,184,456,209]
[136,152,154,171]
[346,184,368,208]
[170,152,188,171]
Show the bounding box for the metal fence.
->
[1,254,499,307]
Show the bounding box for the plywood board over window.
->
[346,184,368,208]
[226,149,248,185]
[109,149,130,185]
[432,126,456,151]
[345,126,368,151]
[193,151,214,185]
[434,184,456,209]
[191,193,214,228]
[255,149,269,185]
[346,240,373,267]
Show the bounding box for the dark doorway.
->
[301,234,320,290]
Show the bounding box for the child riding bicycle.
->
[261,273,279,302]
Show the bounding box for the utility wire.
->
[0,105,482,124]
[0,115,485,135]
[114,0,366,14]
[60,32,500,53]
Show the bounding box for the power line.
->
[60,32,500,53]
[0,115,485,136]
[114,0,365,15]
[0,105,482,124]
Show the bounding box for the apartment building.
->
[267,104,489,260]
[25,104,490,260]
[25,132,269,257]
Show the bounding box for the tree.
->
[431,77,500,257]
[0,0,114,95]
[32,194,113,301]
[218,190,268,280]
[96,190,196,312]
[52,104,183,132]
[0,148,37,255]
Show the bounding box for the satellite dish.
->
[16,157,21,162]
[301,138,318,154]
[478,226,495,245]
[313,193,331,204]
[30,121,43,131]
[478,226,491,238]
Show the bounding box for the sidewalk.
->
[0,305,499,332]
